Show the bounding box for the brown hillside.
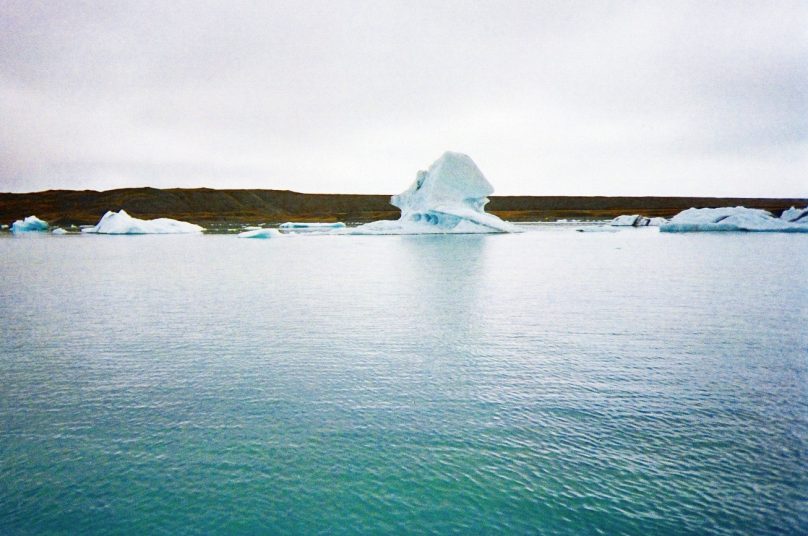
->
[1,188,805,226]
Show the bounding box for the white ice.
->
[81,210,204,234]
[51,228,68,235]
[609,215,667,227]
[11,215,48,233]
[660,207,808,233]
[237,228,281,238]
[350,152,521,235]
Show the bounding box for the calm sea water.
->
[1,227,806,535]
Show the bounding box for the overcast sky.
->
[1,0,806,196]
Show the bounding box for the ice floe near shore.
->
[660,207,808,233]
[82,210,204,234]
[11,215,49,233]
[351,152,520,234]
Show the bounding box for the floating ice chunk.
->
[610,215,649,227]
[352,151,521,234]
[237,228,281,238]
[82,210,204,234]
[279,222,346,234]
[660,207,808,233]
[609,214,667,227]
[11,215,48,233]
[780,206,808,223]
[52,227,68,235]
[280,222,346,229]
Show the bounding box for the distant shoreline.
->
[1,187,805,226]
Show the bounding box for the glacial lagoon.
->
[1,227,806,534]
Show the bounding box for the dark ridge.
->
[1,188,805,226]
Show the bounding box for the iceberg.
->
[82,210,204,234]
[609,215,667,227]
[280,222,346,230]
[660,207,808,233]
[51,227,69,235]
[780,206,808,223]
[11,215,49,233]
[610,215,649,227]
[351,152,520,234]
[237,228,281,238]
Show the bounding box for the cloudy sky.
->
[1,0,806,196]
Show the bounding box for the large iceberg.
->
[11,215,49,233]
[660,206,808,233]
[351,152,520,234]
[82,210,204,234]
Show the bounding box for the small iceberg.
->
[609,215,667,227]
[82,210,204,234]
[279,222,346,233]
[351,152,520,234]
[237,228,281,238]
[11,215,49,233]
[660,206,808,233]
[51,227,69,235]
[610,214,648,227]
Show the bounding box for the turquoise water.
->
[1,228,806,534]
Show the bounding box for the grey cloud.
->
[0,0,805,196]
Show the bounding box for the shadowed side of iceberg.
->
[780,206,808,223]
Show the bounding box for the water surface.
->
[1,228,806,534]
